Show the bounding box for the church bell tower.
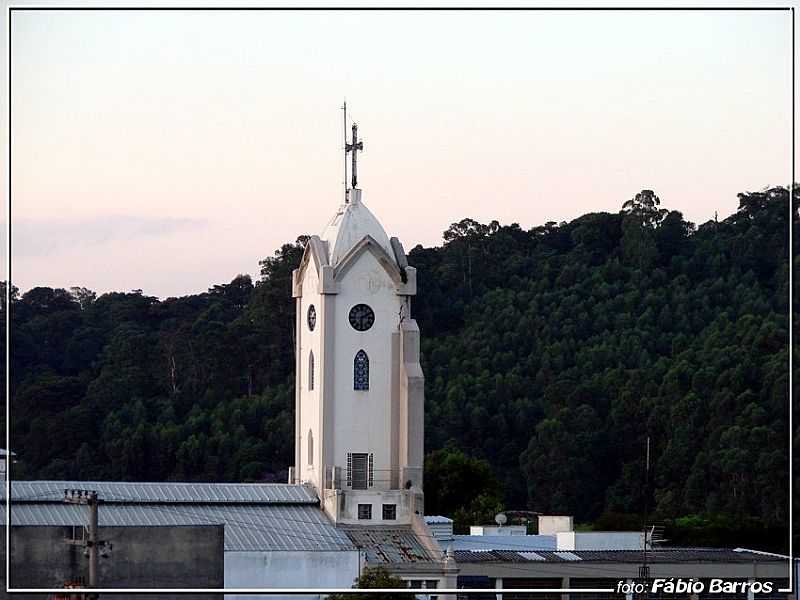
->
[290,115,425,525]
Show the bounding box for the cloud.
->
[11,215,208,257]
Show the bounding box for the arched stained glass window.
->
[308,351,315,391]
[354,350,369,390]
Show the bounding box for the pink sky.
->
[6,8,794,298]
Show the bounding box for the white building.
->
[290,124,455,588]
[292,187,424,525]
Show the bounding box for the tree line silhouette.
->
[2,185,794,550]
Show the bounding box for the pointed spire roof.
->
[320,189,395,267]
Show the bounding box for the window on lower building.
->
[357,503,372,520]
[349,452,370,489]
[382,504,397,520]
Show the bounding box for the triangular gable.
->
[333,235,404,285]
[296,235,329,282]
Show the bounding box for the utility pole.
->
[639,436,651,600]
[64,489,110,599]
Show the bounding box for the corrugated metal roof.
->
[9,481,317,504]
[4,480,352,552]
[7,502,353,552]
[454,548,788,564]
[518,551,546,561]
[342,525,436,564]
[453,550,500,562]
[559,549,786,563]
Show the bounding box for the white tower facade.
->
[291,187,425,525]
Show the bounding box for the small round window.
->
[349,304,375,332]
[307,305,316,331]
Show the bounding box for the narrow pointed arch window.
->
[308,351,314,391]
[354,350,369,390]
[307,429,314,466]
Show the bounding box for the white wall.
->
[330,249,404,491]
[556,531,645,550]
[224,550,360,600]
[470,525,526,536]
[335,488,416,525]
[298,262,322,487]
[538,515,573,535]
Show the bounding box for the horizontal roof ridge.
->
[7,481,319,505]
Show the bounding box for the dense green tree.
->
[520,405,607,518]
[3,184,794,552]
[424,445,502,532]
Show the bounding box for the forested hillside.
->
[3,186,794,549]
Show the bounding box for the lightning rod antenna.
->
[342,100,348,203]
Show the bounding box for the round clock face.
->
[307,305,316,331]
[348,304,375,331]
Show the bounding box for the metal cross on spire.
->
[344,111,364,190]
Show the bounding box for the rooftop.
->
[9,480,318,504]
[320,189,395,267]
[453,548,788,564]
[341,525,438,564]
[7,480,353,553]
